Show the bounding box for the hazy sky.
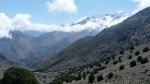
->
[0,0,138,24]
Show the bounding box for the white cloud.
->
[1,0,150,38]
[46,0,77,13]
[132,0,150,13]
[0,12,130,38]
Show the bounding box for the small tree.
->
[137,56,142,62]
[76,72,82,80]
[83,72,86,79]
[141,58,149,64]
[97,74,103,82]
[143,47,149,52]
[135,51,140,56]
[118,56,122,62]
[130,46,134,50]
[128,55,132,59]
[51,79,63,84]
[2,67,39,84]
[119,65,125,70]
[107,72,113,79]
[120,51,124,55]
[105,60,109,65]
[113,60,118,65]
[130,60,136,67]
[88,73,95,83]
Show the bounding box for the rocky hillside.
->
[35,40,150,84]
[38,7,150,71]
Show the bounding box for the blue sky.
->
[0,0,138,24]
[0,0,150,38]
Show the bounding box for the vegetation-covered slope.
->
[38,7,150,71]
[36,40,150,84]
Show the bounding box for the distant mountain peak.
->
[71,12,133,32]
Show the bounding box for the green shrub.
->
[95,62,101,67]
[2,67,39,84]
[137,56,143,62]
[120,51,124,55]
[88,73,95,83]
[107,72,113,79]
[143,47,149,52]
[119,65,125,70]
[97,74,103,82]
[128,55,132,59]
[141,58,149,64]
[0,79,2,84]
[90,65,94,68]
[92,68,100,74]
[113,60,118,65]
[76,72,82,80]
[118,56,122,62]
[99,66,107,70]
[130,46,134,50]
[130,60,136,67]
[135,51,140,56]
[50,79,63,84]
[105,60,109,65]
[83,72,86,79]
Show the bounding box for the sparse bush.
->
[128,55,132,59]
[112,56,115,60]
[135,51,140,56]
[2,67,39,84]
[118,59,122,62]
[86,71,90,74]
[130,46,134,50]
[119,65,125,70]
[137,56,143,62]
[88,73,95,83]
[105,60,109,64]
[100,66,107,70]
[93,68,100,74]
[0,79,2,84]
[130,60,136,67]
[113,60,118,65]
[51,79,63,84]
[143,47,149,52]
[120,51,124,55]
[76,72,82,80]
[107,72,113,79]
[118,56,122,62]
[90,64,94,68]
[83,72,86,79]
[95,62,101,67]
[97,74,103,82]
[141,58,149,64]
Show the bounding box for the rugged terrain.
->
[0,5,150,84]
[35,40,150,84]
[38,7,150,72]
[0,12,130,63]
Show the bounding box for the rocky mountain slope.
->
[38,7,150,71]
[0,12,129,64]
[45,40,149,84]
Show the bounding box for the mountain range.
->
[37,7,150,71]
[0,12,130,66]
[0,5,150,84]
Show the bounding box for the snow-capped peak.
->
[72,12,133,31]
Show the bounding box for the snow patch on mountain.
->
[0,12,132,38]
[73,12,132,31]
